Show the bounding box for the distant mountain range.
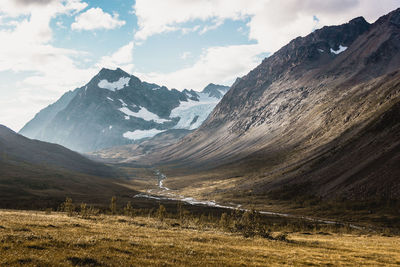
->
[0,125,137,209]
[117,8,400,202]
[19,68,229,152]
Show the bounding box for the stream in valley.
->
[133,169,363,229]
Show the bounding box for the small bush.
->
[157,205,167,222]
[80,203,87,218]
[177,202,183,221]
[77,203,99,219]
[233,210,259,237]
[110,196,117,215]
[87,206,100,217]
[230,209,274,238]
[124,201,134,217]
[60,197,74,216]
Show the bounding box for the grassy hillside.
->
[0,125,118,177]
[1,210,400,266]
[0,124,140,210]
[0,159,139,210]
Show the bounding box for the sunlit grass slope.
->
[1,210,400,266]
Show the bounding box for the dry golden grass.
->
[1,210,400,266]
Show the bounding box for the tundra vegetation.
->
[1,197,400,266]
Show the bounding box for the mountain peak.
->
[348,16,368,26]
[200,83,230,99]
[97,67,131,80]
[230,14,373,95]
[88,67,142,92]
[201,83,230,97]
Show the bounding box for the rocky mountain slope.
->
[0,124,137,209]
[19,68,229,152]
[145,8,400,201]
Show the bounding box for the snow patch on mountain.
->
[330,45,347,54]
[118,99,128,107]
[171,92,221,130]
[119,106,169,123]
[123,129,165,140]
[98,77,130,91]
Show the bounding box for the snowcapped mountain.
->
[19,68,229,152]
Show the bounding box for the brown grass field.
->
[1,209,400,266]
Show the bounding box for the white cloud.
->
[97,41,134,73]
[244,0,400,51]
[132,0,400,92]
[0,0,96,131]
[15,0,56,6]
[136,44,263,91]
[133,0,247,41]
[0,1,94,84]
[0,1,92,78]
[199,19,224,35]
[71,7,126,31]
[133,0,400,52]
[56,20,66,29]
[180,25,201,35]
[0,0,87,17]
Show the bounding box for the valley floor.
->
[1,210,400,266]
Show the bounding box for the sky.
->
[0,0,399,131]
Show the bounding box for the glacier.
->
[98,77,130,91]
[170,92,221,130]
[123,129,165,140]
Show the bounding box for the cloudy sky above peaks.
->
[0,0,399,131]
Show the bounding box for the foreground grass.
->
[1,210,400,266]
